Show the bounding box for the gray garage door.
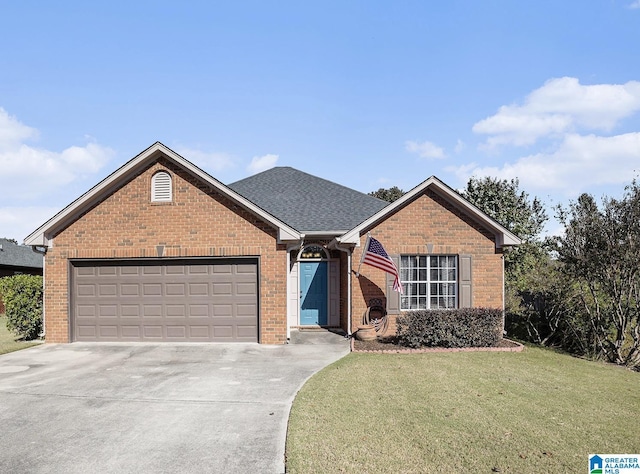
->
[71,259,258,342]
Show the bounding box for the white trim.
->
[337,176,521,249]
[24,142,301,246]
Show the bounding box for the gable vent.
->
[152,171,172,202]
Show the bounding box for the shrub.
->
[396,308,502,348]
[0,275,43,340]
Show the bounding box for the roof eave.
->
[24,142,301,247]
[338,176,522,249]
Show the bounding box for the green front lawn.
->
[286,346,639,473]
[0,315,40,355]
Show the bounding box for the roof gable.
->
[338,176,521,248]
[24,143,300,246]
[228,167,388,233]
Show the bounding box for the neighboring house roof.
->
[0,238,43,269]
[24,142,301,246]
[337,176,521,248]
[228,167,388,234]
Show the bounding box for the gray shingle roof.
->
[0,239,43,269]
[228,167,388,233]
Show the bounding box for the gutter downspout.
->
[330,240,353,337]
[32,245,47,340]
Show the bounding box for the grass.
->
[0,315,41,355]
[286,346,640,473]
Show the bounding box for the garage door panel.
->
[165,265,186,275]
[166,283,186,296]
[189,283,209,296]
[237,304,257,316]
[77,284,96,296]
[188,265,208,275]
[237,282,257,295]
[212,283,232,295]
[236,264,257,274]
[121,326,142,338]
[121,284,139,296]
[98,267,117,276]
[78,326,97,338]
[72,259,258,342]
[143,283,162,296]
[120,266,140,275]
[76,305,96,317]
[99,305,117,317]
[213,265,232,274]
[121,305,140,317]
[166,305,186,317]
[99,326,118,338]
[189,326,211,338]
[189,304,210,317]
[237,325,258,338]
[142,266,162,275]
[143,305,163,317]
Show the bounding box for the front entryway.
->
[299,261,328,325]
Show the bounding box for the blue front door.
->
[300,262,328,325]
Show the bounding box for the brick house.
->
[25,142,520,344]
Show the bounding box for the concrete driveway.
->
[0,331,349,474]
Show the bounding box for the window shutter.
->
[152,171,172,202]
[459,254,472,308]
[386,255,400,314]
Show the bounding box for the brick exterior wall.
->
[350,189,504,335]
[44,158,288,344]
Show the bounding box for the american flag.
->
[361,236,403,294]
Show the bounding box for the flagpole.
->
[355,232,371,277]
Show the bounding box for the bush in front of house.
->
[396,308,502,348]
[0,275,43,340]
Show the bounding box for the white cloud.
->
[629,0,640,9]
[247,153,278,174]
[0,109,114,200]
[175,147,234,173]
[405,140,446,159]
[473,77,640,147]
[0,107,114,241]
[0,107,37,148]
[449,132,640,196]
[0,206,60,243]
[454,139,466,154]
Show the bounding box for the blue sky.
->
[1,1,639,241]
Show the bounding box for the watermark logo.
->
[590,454,640,474]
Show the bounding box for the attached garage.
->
[70,258,259,342]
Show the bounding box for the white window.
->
[400,255,458,310]
[151,171,172,202]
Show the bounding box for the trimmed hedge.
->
[0,274,43,340]
[396,308,503,348]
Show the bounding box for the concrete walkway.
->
[0,331,349,474]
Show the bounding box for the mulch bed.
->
[351,336,524,353]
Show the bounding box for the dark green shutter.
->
[386,255,401,314]
[459,254,472,308]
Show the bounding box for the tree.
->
[461,177,549,291]
[369,186,405,203]
[554,184,640,368]
[0,274,43,340]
